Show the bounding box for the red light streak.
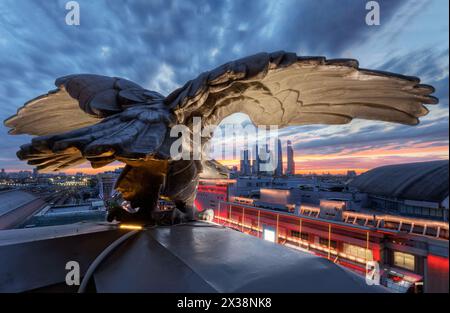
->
[428,255,449,272]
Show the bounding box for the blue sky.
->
[0,0,448,173]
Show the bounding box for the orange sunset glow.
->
[7,136,447,176]
[218,142,449,175]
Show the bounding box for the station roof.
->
[349,160,449,202]
[0,190,37,217]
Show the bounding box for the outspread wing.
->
[4,74,172,171]
[5,74,164,135]
[167,51,438,128]
[4,52,439,174]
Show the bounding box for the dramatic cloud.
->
[0,0,448,173]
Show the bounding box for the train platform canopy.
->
[349,160,449,203]
[0,190,37,217]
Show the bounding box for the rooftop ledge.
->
[0,221,387,293]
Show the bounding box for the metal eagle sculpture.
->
[4,51,438,225]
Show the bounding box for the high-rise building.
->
[275,139,283,176]
[240,149,251,175]
[347,170,357,178]
[239,151,246,175]
[246,149,251,175]
[250,157,256,175]
[253,142,260,175]
[249,143,260,176]
[286,140,295,175]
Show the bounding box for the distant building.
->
[239,151,245,175]
[98,173,118,201]
[286,140,295,175]
[347,170,357,178]
[256,187,301,212]
[250,158,257,175]
[20,203,106,228]
[230,176,273,198]
[252,143,260,175]
[275,139,283,177]
[0,190,45,229]
[239,149,251,176]
[349,160,449,222]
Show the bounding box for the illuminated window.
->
[263,227,276,243]
[318,237,337,249]
[343,243,373,261]
[393,251,415,271]
[291,231,308,241]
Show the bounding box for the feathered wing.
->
[4,52,438,174]
[5,87,99,136]
[4,74,172,171]
[167,51,438,129]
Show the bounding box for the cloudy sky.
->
[0,0,448,174]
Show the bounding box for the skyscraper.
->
[286,140,295,175]
[252,142,260,175]
[245,149,251,175]
[275,139,283,176]
[240,150,246,175]
[250,156,257,175]
[240,149,251,175]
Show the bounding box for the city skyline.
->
[1,138,448,176]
